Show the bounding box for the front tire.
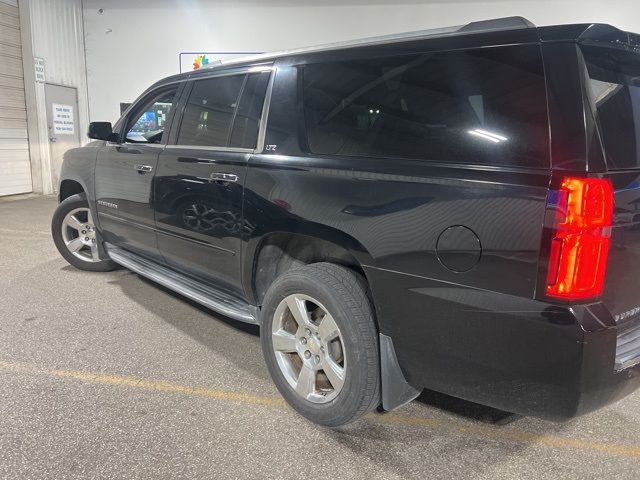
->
[51,193,116,272]
[261,263,380,426]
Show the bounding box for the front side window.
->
[302,45,549,168]
[176,75,246,147]
[125,87,177,144]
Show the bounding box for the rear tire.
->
[261,262,380,427]
[51,193,116,272]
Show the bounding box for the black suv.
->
[52,17,640,426]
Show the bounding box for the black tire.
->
[261,262,380,426]
[51,193,117,272]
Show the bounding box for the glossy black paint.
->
[153,148,249,293]
[95,143,165,260]
[60,22,640,419]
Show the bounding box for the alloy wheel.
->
[60,207,100,262]
[271,294,346,403]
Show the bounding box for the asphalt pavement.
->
[1,194,639,479]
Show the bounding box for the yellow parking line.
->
[0,360,285,408]
[374,413,640,458]
[1,359,639,458]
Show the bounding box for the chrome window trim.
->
[164,145,253,154]
[105,141,167,148]
[122,142,167,148]
[184,65,273,82]
[256,68,276,153]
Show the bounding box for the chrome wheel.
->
[272,294,346,403]
[60,207,100,263]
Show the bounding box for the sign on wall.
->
[178,52,262,73]
[34,57,46,83]
[52,104,75,135]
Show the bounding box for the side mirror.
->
[88,122,118,142]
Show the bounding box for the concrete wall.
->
[83,0,640,123]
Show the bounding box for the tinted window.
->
[177,75,245,147]
[229,72,270,148]
[582,46,640,170]
[302,46,549,167]
[125,87,177,144]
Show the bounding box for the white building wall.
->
[20,0,88,194]
[83,0,640,123]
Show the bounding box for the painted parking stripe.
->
[1,359,639,458]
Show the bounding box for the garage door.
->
[0,1,31,196]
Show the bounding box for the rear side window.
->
[230,72,270,148]
[582,46,640,170]
[302,45,549,168]
[177,74,245,147]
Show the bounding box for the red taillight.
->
[546,177,614,300]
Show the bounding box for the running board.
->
[105,243,259,324]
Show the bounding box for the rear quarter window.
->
[581,46,640,170]
[301,45,549,168]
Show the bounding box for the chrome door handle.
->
[135,164,153,173]
[209,172,238,182]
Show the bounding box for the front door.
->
[154,71,270,293]
[45,84,80,190]
[95,84,180,261]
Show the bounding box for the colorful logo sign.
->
[192,54,210,70]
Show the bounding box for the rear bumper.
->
[573,304,640,417]
[365,266,640,420]
[615,318,640,371]
[575,358,640,417]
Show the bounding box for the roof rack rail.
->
[321,16,537,49]
[458,16,535,33]
[203,16,537,71]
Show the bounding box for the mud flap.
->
[379,333,421,411]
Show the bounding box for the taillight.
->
[546,177,614,300]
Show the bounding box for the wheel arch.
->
[247,230,373,308]
[59,179,85,202]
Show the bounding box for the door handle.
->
[135,164,153,174]
[209,172,238,183]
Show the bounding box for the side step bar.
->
[105,243,259,325]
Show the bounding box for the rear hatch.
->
[580,40,640,369]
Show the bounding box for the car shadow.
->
[106,269,266,381]
[413,389,520,425]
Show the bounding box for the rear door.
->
[95,84,180,261]
[154,69,270,294]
